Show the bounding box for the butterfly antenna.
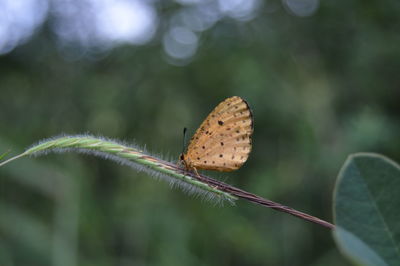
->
[182,127,188,154]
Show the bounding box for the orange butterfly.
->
[180,96,253,175]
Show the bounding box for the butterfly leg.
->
[192,168,219,190]
[180,160,205,182]
[193,167,201,179]
[190,167,206,183]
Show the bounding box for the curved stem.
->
[0,153,27,167]
[1,135,335,229]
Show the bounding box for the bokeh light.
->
[0,0,48,55]
[0,0,265,63]
[283,0,319,17]
[218,0,261,21]
[51,0,157,48]
[163,26,198,63]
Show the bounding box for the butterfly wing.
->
[184,96,253,172]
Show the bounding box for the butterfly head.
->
[179,152,186,166]
[179,153,185,162]
[179,152,193,171]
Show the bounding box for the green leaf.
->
[333,153,400,266]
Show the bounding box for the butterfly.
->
[179,96,253,175]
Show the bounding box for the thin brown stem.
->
[166,161,335,229]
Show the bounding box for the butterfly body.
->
[180,96,253,173]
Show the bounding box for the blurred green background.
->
[1,0,399,265]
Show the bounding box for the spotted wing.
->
[185,96,253,172]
